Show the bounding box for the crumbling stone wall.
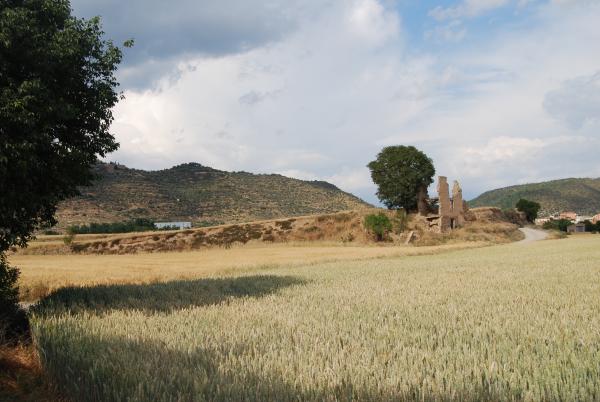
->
[425,176,468,232]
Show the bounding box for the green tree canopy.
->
[516,199,541,223]
[367,146,435,211]
[0,0,124,337]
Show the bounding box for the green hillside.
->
[55,163,371,228]
[469,178,600,216]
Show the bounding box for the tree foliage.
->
[516,199,541,223]
[392,208,409,234]
[542,219,573,233]
[367,146,435,211]
[582,220,599,233]
[363,213,392,241]
[0,0,123,337]
[68,219,157,234]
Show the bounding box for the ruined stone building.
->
[426,176,468,233]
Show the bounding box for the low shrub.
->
[543,219,572,232]
[363,213,392,241]
[63,233,76,246]
[42,230,60,235]
[275,220,295,230]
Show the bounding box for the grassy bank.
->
[29,236,600,401]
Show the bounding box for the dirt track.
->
[518,227,548,244]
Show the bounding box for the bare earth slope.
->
[20,209,521,256]
[55,163,371,228]
[469,177,600,216]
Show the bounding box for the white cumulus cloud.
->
[105,0,600,202]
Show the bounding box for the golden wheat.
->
[14,242,485,301]
[30,236,600,401]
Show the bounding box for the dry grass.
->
[545,229,568,240]
[14,242,486,302]
[414,221,524,246]
[0,344,66,402]
[18,211,377,255]
[17,210,522,256]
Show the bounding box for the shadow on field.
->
[33,275,305,315]
[36,330,510,402]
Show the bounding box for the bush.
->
[516,199,541,223]
[502,209,526,226]
[63,227,77,246]
[543,219,572,232]
[583,220,600,233]
[42,229,60,235]
[0,255,29,342]
[364,213,393,241]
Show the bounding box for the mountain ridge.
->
[55,162,372,228]
[469,177,600,216]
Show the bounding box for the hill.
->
[469,178,600,216]
[21,208,520,256]
[55,162,371,228]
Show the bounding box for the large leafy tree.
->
[367,146,435,211]
[516,199,541,223]
[0,0,125,337]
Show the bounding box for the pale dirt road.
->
[518,227,548,244]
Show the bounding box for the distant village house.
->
[576,215,593,224]
[535,217,552,226]
[559,211,578,221]
[536,211,600,232]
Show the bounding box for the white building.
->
[154,222,192,230]
[535,217,552,226]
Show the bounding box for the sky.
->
[71,0,600,204]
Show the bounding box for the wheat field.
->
[13,242,485,301]
[29,236,600,401]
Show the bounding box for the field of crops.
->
[31,236,600,401]
[13,242,484,301]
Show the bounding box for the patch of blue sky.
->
[396,0,542,52]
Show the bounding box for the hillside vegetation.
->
[18,209,521,256]
[469,177,600,216]
[30,236,600,401]
[55,163,371,229]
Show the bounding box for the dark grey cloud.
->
[70,0,306,88]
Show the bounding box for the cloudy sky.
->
[72,0,600,203]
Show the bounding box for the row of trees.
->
[67,219,157,235]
